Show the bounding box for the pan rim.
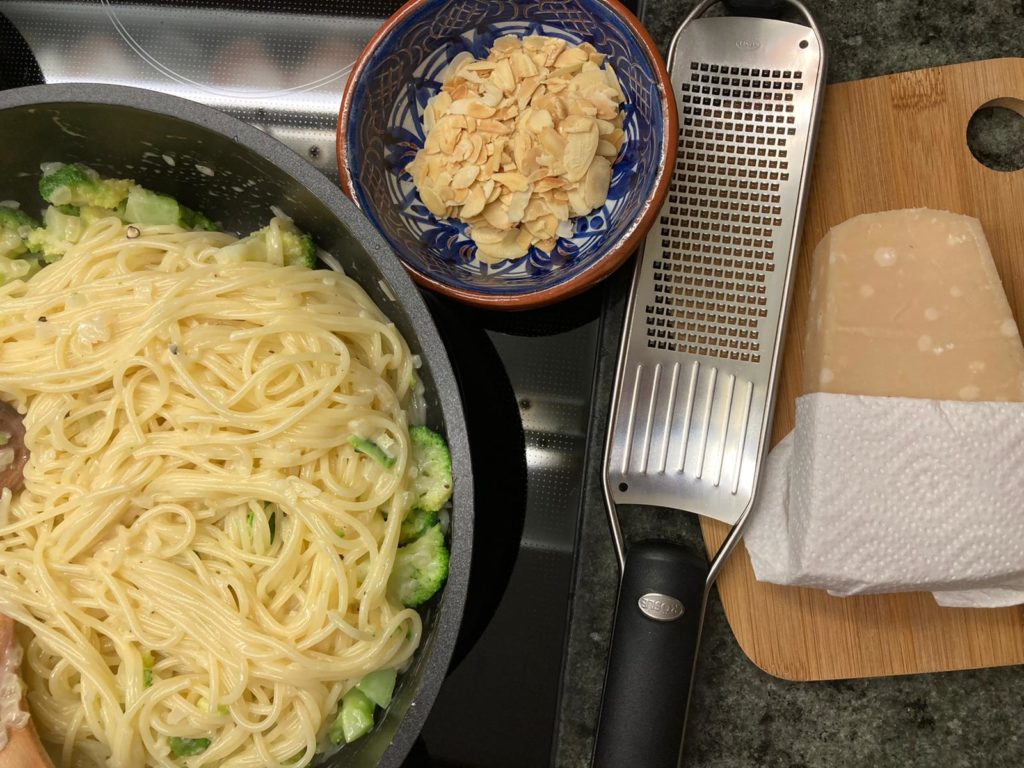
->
[0,81,474,768]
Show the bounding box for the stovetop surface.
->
[0,1,616,764]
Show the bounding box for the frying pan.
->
[0,83,472,768]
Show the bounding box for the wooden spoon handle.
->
[0,721,53,768]
[0,617,53,767]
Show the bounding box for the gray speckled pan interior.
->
[0,83,472,768]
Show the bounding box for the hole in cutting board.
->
[966,99,1024,172]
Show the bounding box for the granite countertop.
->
[555,1,1024,766]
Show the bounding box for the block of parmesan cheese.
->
[802,209,1024,401]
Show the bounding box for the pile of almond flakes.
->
[406,34,627,263]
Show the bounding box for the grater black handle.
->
[592,541,709,768]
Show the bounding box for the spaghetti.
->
[0,216,423,767]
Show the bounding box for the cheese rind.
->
[802,209,1024,401]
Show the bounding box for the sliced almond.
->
[567,98,598,118]
[471,133,486,164]
[589,90,620,120]
[482,200,512,229]
[491,171,530,192]
[467,100,500,119]
[563,124,599,181]
[604,64,625,101]
[482,150,501,178]
[471,224,508,245]
[567,187,589,216]
[561,114,595,134]
[582,156,612,210]
[524,198,549,221]
[520,146,544,177]
[409,34,627,260]
[494,35,521,55]
[544,197,570,222]
[449,81,473,99]
[568,69,609,95]
[526,108,553,133]
[542,37,567,67]
[492,58,516,93]
[453,135,474,162]
[481,84,504,107]
[534,176,566,193]
[534,214,560,240]
[512,132,531,171]
[494,103,520,121]
[476,228,530,263]
[446,98,493,119]
[420,186,447,217]
[549,64,585,80]
[510,51,538,79]
[607,128,625,152]
[538,126,566,156]
[423,131,441,155]
[515,76,542,109]
[554,47,588,68]
[461,185,487,218]
[477,118,511,134]
[506,190,531,224]
[451,164,480,190]
[443,52,475,80]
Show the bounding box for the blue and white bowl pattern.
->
[346,0,666,299]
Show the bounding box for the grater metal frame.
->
[603,0,826,585]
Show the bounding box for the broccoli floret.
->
[0,205,38,259]
[356,668,397,709]
[214,217,316,267]
[180,205,217,232]
[142,651,155,688]
[328,688,375,745]
[0,206,42,284]
[168,737,211,757]
[39,162,132,209]
[20,203,125,267]
[399,507,439,545]
[79,205,121,228]
[123,186,215,231]
[25,205,85,262]
[388,523,449,608]
[349,436,396,468]
[409,426,453,513]
[0,254,41,286]
[281,228,316,268]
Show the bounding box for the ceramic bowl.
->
[338,0,676,309]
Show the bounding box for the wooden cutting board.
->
[700,57,1024,681]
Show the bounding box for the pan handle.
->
[592,541,709,768]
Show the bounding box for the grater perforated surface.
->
[606,12,824,526]
[650,62,804,362]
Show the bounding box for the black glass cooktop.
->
[0,1,629,764]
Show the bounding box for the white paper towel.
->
[743,393,1024,608]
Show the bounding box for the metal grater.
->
[605,0,825,553]
[592,3,825,765]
